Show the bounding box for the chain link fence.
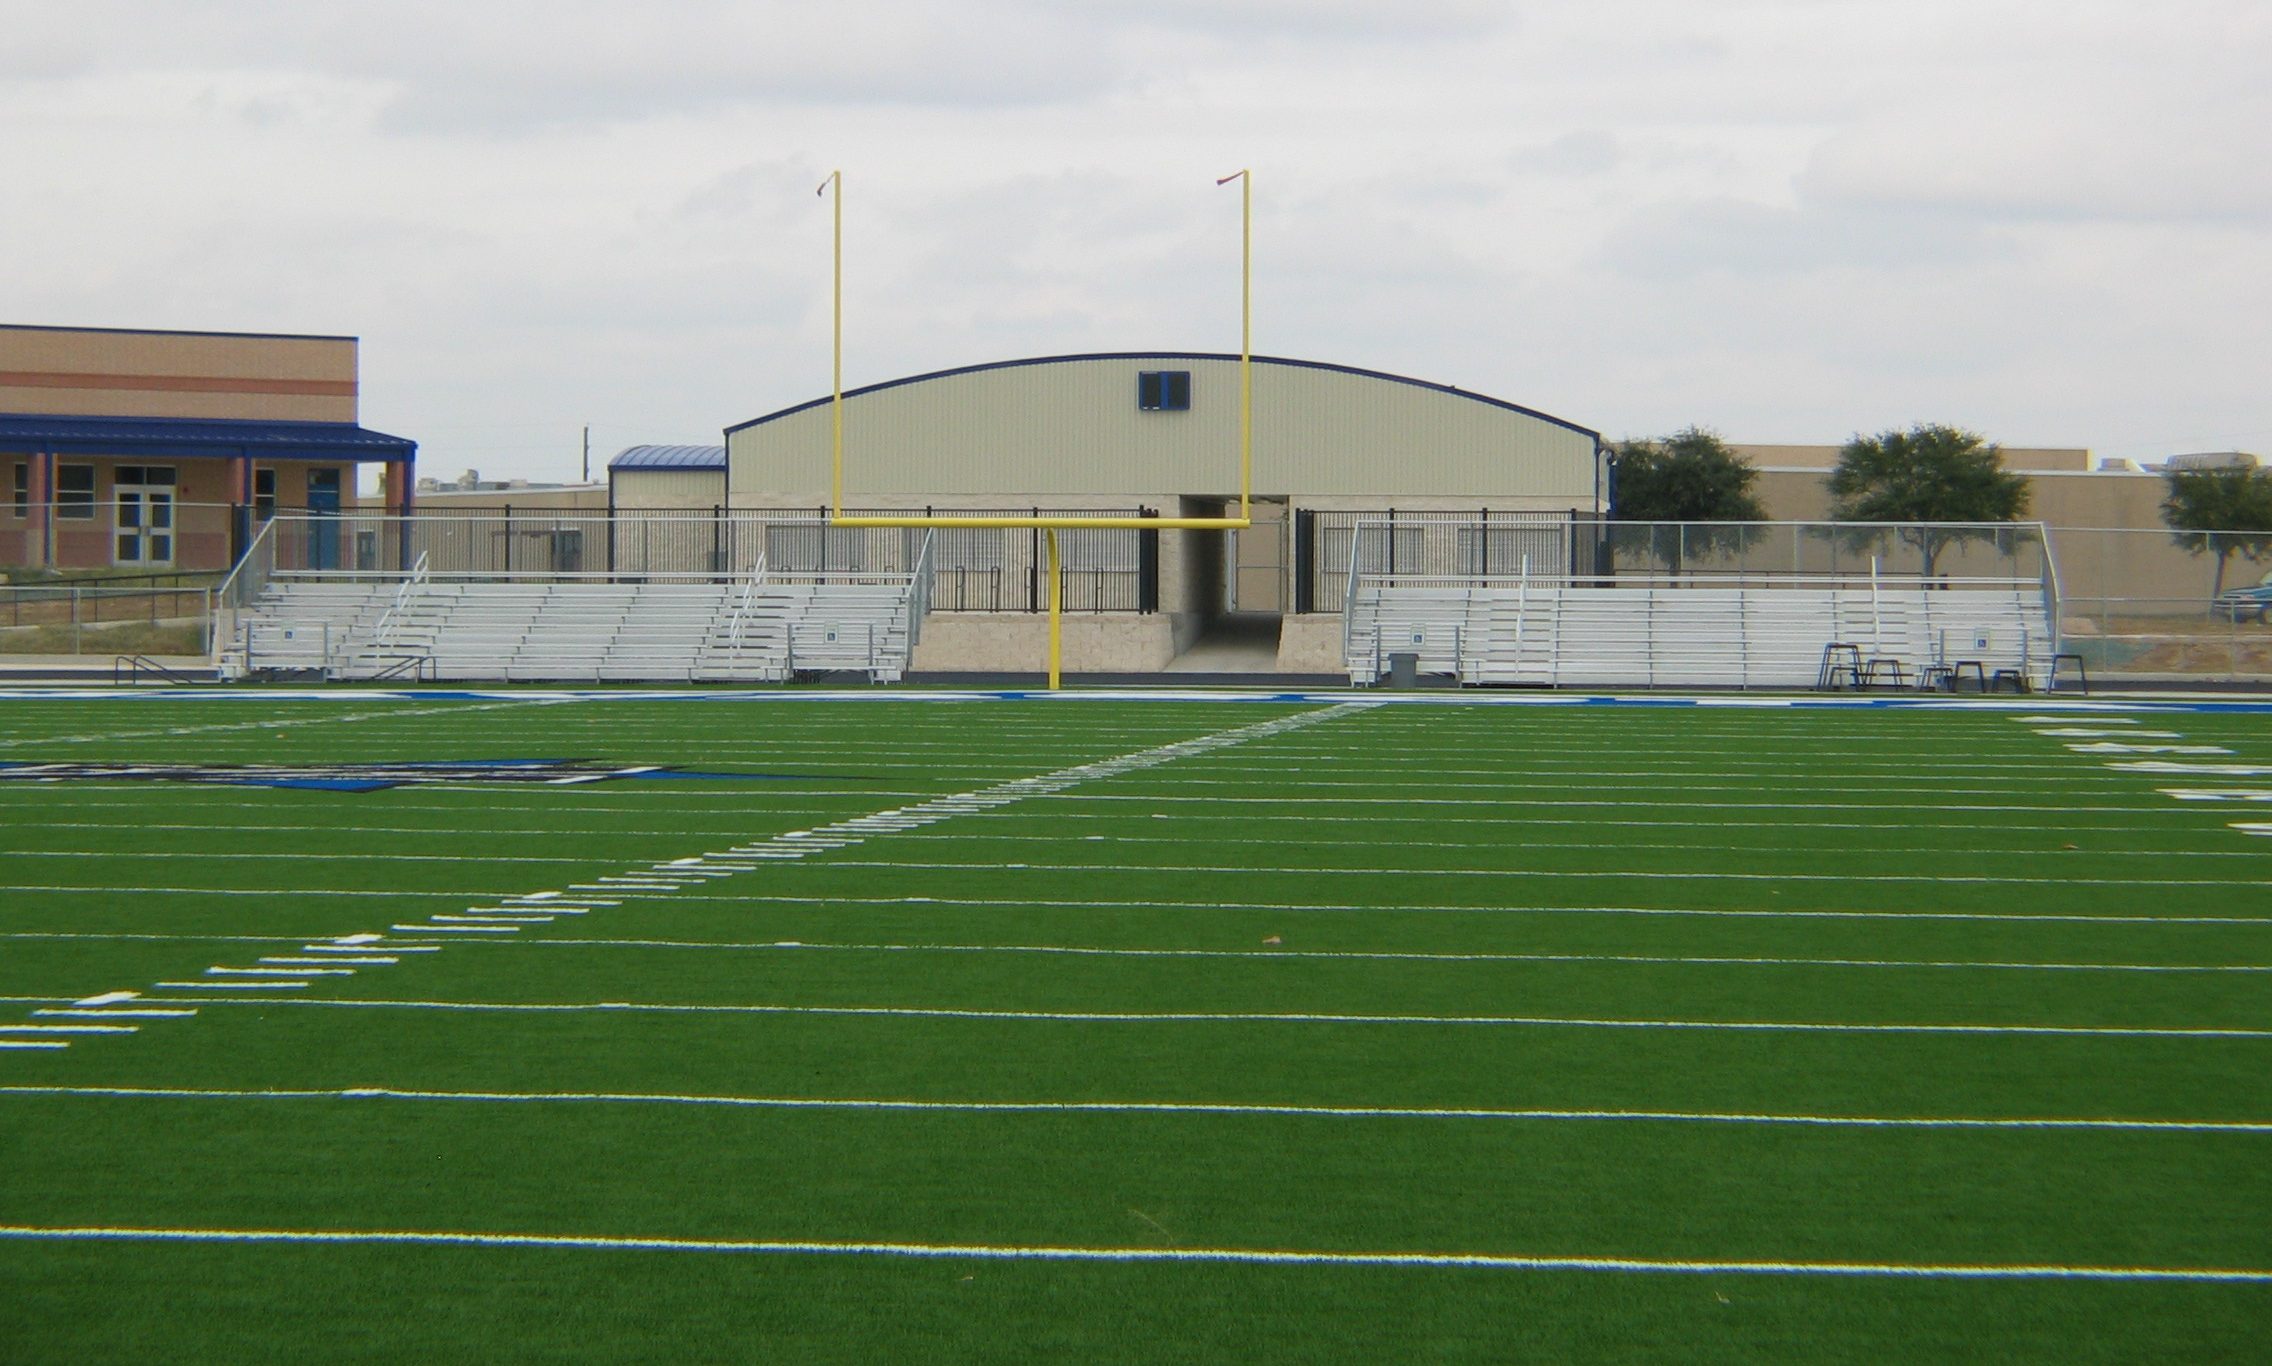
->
[2046,527,2272,677]
[0,580,214,656]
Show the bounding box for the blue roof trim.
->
[610,443,727,471]
[0,323,358,342]
[0,413,415,462]
[724,352,1601,443]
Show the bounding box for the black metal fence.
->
[259,507,1161,613]
[1295,510,1577,612]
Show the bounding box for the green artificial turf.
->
[1,691,2269,1361]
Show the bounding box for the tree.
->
[1611,426,1766,573]
[1827,423,2029,578]
[2160,463,2272,600]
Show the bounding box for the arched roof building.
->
[709,351,1603,674]
[725,351,1602,507]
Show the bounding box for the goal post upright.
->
[821,170,1258,687]
[1218,167,1251,524]
[818,169,844,521]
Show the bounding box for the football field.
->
[2,688,2268,1361]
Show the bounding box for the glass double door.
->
[114,466,176,567]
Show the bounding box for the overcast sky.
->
[4,0,2268,485]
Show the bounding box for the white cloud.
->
[5,0,2270,478]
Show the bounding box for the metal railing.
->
[903,529,937,649]
[723,550,772,657]
[0,583,215,657]
[237,508,1157,612]
[1309,509,1573,613]
[215,516,280,610]
[363,552,432,669]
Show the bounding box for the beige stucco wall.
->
[1277,614,1348,674]
[403,487,610,513]
[0,325,359,423]
[610,470,727,511]
[909,613,1180,672]
[729,356,1600,505]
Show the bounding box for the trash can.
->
[1387,651,1419,688]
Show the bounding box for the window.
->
[253,468,277,521]
[1137,370,1191,412]
[115,465,176,488]
[9,463,24,519]
[56,464,96,519]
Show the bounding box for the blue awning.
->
[0,413,417,462]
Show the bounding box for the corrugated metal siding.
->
[612,469,727,509]
[610,444,727,470]
[729,357,1596,502]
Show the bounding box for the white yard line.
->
[996,810,2241,836]
[648,889,2272,927]
[7,928,2264,972]
[1048,793,2199,815]
[5,1083,2266,1133]
[0,1224,2263,1281]
[495,938,2272,975]
[808,857,2269,891]
[899,831,2267,861]
[30,835,2254,866]
[135,995,2272,1039]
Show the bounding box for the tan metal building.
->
[725,352,1605,672]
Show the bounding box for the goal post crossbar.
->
[824,513,1254,688]
[828,515,1251,531]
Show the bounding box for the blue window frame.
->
[1137,370,1191,412]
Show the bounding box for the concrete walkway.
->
[1165,614,1282,674]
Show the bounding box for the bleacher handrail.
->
[725,550,771,652]
[904,529,936,650]
[365,552,431,665]
[214,517,279,610]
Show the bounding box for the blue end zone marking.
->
[0,761,832,792]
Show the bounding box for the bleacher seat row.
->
[219,576,922,683]
[1348,582,2056,689]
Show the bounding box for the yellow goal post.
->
[817,169,1260,686]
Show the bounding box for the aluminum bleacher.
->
[219,545,933,684]
[1349,576,2056,689]
[1343,517,2061,690]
